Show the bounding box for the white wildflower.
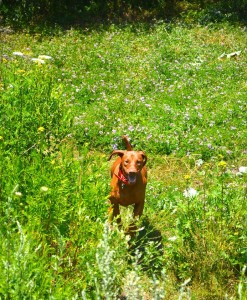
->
[38,55,53,60]
[183,188,198,198]
[168,236,177,242]
[31,58,45,64]
[13,51,24,56]
[40,186,49,192]
[239,166,247,174]
[195,159,204,167]
[15,191,22,197]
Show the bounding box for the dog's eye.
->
[124,160,129,165]
[136,160,142,166]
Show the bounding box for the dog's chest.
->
[110,184,142,206]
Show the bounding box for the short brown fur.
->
[108,136,147,227]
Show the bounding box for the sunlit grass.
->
[0,22,246,299]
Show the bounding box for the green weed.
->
[0,22,247,299]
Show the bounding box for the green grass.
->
[0,22,247,299]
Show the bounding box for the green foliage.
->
[1,0,247,29]
[0,22,247,298]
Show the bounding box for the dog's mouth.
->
[127,172,137,185]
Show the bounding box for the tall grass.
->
[0,22,246,298]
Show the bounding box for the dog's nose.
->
[129,171,137,176]
[128,172,137,184]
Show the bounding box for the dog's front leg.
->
[133,202,144,218]
[127,202,144,237]
[108,203,121,224]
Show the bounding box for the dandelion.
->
[183,187,198,198]
[37,126,45,133]
[184,174,191,181]
[218,160,227,168]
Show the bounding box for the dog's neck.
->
[114,167,129,185]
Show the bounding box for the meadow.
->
[0,21,247,299]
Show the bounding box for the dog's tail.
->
[122,135,132,151]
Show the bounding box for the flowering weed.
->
[0,22,246,299]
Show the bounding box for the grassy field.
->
[0,21,247,299]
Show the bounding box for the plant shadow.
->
[128,216,164,276]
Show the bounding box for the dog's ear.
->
[108,150,125,161]
[139,151,147,166]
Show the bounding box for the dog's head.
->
[108,150,147,185]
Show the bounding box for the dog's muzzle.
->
[127,172,137,185]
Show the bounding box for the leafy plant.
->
[0,21,247,299]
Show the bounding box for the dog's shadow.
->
[128,216,164,275]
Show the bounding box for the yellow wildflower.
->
[218,160,227,168]
[38,126,45,133]
[0,136,3,141]
[16,69,26,75]
[184,174,191,181]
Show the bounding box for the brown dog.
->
[108,136,147,227]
